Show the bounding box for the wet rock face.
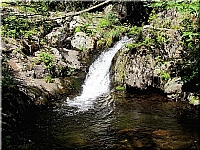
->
[110,46,129,87]
[164,77,183,98]
[125,48,155,90]
[112,8,185,98]
[115,31,183,95]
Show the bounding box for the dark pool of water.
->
[12,92,200,150]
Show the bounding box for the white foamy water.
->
[67,36,131,111]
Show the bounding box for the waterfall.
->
[67,36,131,111]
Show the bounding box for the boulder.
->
[33,65,49,79]
[164,77,183,99]
[45,27,62,47]
[62,48,81,69]
[51,47,62,60]
[8,58,24,72]
[69,16,86,30]
[164,77,183,94]
[111,8,185,96]
[125,51,155,90]
[45,27,71,48]
[71,32,95,51]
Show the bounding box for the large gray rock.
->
[71,32,95,51]
[33,65,49,79]
[45,27,62,47]
[51,47,62,60]
[111,8,184,96]
[45,27,71,48]
[69,16,86,30]
[111,46,129,87]
[62,48,81,69]
[125,51,155,90]
[164,77,183,94]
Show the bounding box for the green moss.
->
[125,43,135,50]
[160,71,170,81]
[189,95,200,106]
[67,67,75,76]
[115,86,125,91]
[45,75,54,83]
[128,26,142,37]
[33,58,41,65]
[79,46,87,52]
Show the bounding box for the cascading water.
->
[67,36,131,111]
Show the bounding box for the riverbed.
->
[13,91,199,150]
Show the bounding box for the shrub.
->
[39,52,54,70]
[45,75,54,83]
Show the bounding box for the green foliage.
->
[189,95,200,106]
[115,86,125,91]
[143,37,154,47]
[148,1,199,87]
[160,71,170,81]
[125,43,135,51]
[39,52,54,70]
[128,26,143,37]
[156,34,167,44]
[67,67,75,76]
[1,16,36,38]
[74,23,92,36]
[79,46,87,52]
[101,25,127,48]
[3,135,11,146]
[1,2,55,39]
[149,1,199,15]
[45,75,54,83]
[98,18,111,28]
[73,11,124,48]
[12,1,51,15]
[1,66,16,90]
[98,12,119,28]
[178,2,199,84]
[155,56,162,66]
[75,26,82,33]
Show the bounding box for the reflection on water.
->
[16,92,200,150]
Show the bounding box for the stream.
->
[13,37,200,150]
